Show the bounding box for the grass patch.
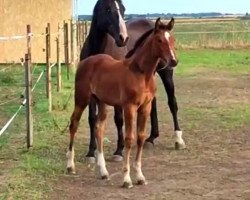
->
[176,49,250,76]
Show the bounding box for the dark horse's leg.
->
[158,68,186,149]
[86,99,97,163]
[145,97,159,144]
[112,106,124,162]
[146,63,186,149]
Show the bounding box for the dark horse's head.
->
[93,0,128,47]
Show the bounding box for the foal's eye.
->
[158,39,163,43]
[106,9,111,13]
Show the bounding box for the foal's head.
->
[152,18,178,67]
[93,0,128,47]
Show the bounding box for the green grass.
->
[0,65,75,199]
[176,49,250,76]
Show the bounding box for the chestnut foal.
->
[66,18,177,188]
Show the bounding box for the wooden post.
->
[26,25,33,148]
[84,21,88,42]
[64,21,69,80]
[70,19,77,69]
[46,23,52,112]
[25,54,33,148]
[56,24,62,92]
[79,21,83,50]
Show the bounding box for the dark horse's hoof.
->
[144,141,154,149]
[112,155,123,162]
[86,156,96,164]
[175,142,186,150]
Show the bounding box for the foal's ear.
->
[155,17,162,32]
[166,17,175,31]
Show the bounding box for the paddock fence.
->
[0,19,90,148]
[1,18,250,148]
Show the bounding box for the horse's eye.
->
[107,9,111,13]
[158,39,163,43]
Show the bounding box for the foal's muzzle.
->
[169,59,178,68]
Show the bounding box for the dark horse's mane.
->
[125,28,154,58]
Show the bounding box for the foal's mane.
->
[125,29,153,59]
[126,21,173,59]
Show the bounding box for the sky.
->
[77,0,249,15]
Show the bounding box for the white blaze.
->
[165,31,176,61]
[114,1,128,41]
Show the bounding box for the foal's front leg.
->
[95,102,109,179]
[123,105,136,188]
[135,102,151,185]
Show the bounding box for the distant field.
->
[83,18,250,49]
[174,18,250,49]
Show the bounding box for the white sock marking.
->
[66,149,75,169]
[97,152,109,177]
[175,130,185,145]
[134,162,145,182]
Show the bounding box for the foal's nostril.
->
[170,59,178,67]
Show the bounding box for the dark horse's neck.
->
[129,35,160,80]
[80,16,106,60]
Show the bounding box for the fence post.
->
[70,19,77,69]
[25,25,33,148]
[64,21,69,80]
[57,23,62,92]
[46,23,52,112]
[84,21,88,42]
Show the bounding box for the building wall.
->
[0,0,72,63]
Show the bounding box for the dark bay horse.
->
[79,0,129,163]
[80,0,186,162]
[67,18,177,188]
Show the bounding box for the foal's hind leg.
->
[158,69,186,149]
[95,102,109,179]
[113,106,124,162]
[67,104,86,174]
[135,102,151,185]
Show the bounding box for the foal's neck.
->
[130,37,159,79]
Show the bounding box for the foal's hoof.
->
[112,155,123,162]
[67,167,76,174]
[122,182,133,189]
[101,175,109,180]
[137,179,148,186]
[175,142,186,150]
[144,141,154,149]
[86,157,96,164]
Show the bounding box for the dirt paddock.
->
[48,70,250,200]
